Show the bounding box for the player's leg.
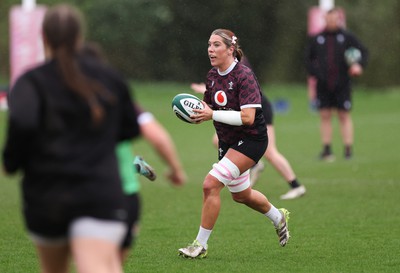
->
[226,147,274,213]
[70,217,126,273]
[35,242,70,273]
[72,238,122,273]
[233,188,290,246]
[316,84,335,161]
[179,140,236,259]
[320,108,333,147]
[229,176,290,247]
[337,88,353,159]
[211,133,219,148]
[227,141,290,246]
[229,179,290,247]
[120,193,141,263]
[265,125,306,199]
[200,174,225,230]
[179,144,257,259]
[178,166,225,259]
[249,95,272,186]
[265,125,296,181]
[338,110,353,158]
[27,209,71,272]
[319,108,335,161]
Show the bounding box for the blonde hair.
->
[211,29,243,61]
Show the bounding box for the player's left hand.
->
[349,63,363,77]
[166,168,187,186]
[191,101,213,123]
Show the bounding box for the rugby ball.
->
[345,47,362,65]
[171,93,204,124]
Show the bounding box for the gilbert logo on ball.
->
[171,93,204,124]
[214,90,227,106]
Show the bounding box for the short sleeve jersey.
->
[203,61,266,145]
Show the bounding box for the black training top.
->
[3,56,140,223]
[305,28,368,89]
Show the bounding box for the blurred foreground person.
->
[305,8,368,161]
[81,42,187,262]
[2,4,140,273]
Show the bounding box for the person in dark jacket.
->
[305,8,368,161]
[2,4,139,273]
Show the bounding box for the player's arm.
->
[3,76,40,174]
[190,83,206,94]
[192,102,255,126]
[305,36,318,77]
[239,107,256,125]
[139,115,186,186]
[348,33,368,68]
[347,34,368,77]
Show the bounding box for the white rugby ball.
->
[171,93,204,124]
[345,47,362,65]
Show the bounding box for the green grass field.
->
[1,83,399,273]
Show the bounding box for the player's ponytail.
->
[235,48,244,62]
[42,4,113,125]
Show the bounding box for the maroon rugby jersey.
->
[203,61,267,145]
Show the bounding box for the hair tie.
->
[231,36,237,45]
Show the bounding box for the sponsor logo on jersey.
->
[214,90,227,106]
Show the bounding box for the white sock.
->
[195,226,212,249]
[264,205,282,227]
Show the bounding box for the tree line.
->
[0,0,399,88]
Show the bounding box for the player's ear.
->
[229,46,235,56]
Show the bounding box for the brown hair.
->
[211,29,244,61]
[327,7,340,14]
[80,42,107,63]
[42,4,112,124]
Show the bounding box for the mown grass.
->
[1,83,399,273]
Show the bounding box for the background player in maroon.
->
[178,29,290,259]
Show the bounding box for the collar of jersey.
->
[218,59,238,76]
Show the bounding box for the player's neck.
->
[217,59,237,76]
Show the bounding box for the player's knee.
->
[320,109,331,119]
[202,174,219,195]
[208,157,240,185]
[232,190,250,204]
[338,111,350,122]
[265,148,276,161]
[212,134,219,148]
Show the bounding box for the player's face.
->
[208,34,234,70]
[325,11,340,31]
